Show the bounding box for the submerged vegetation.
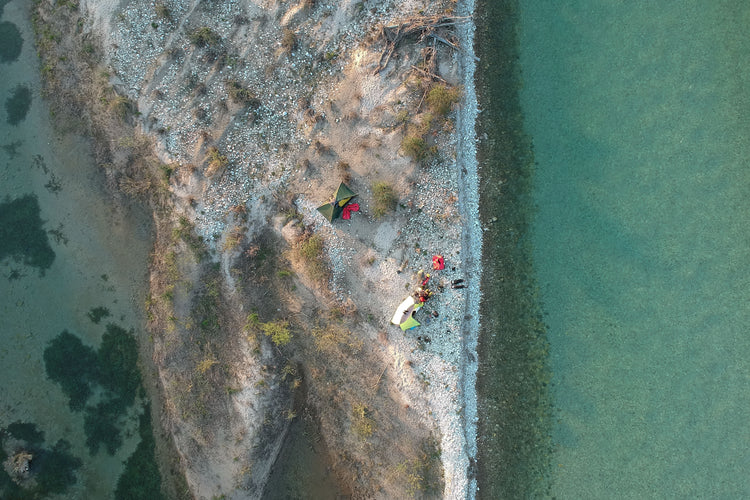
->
[87,305,111,324]
[0,194,55,272]
[474,0,553,497]
[0,422,83,498]
[5,84,32,125]
[43,325,148,457]
[43,330,99,410]
[115,405,164,500]
[0,20,22,63]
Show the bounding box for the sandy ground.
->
[41,0,483,497]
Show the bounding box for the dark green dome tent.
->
[316,182,357,222]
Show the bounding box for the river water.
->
[518,1,750,497]
[1,0,154,497]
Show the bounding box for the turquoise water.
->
[1,0,158,497]
[519,1,750,497]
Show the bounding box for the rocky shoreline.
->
[32,0,482,497]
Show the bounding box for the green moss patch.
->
[0,194,55,272]
[5,84,32,125]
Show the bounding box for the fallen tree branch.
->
[373,15,470,74]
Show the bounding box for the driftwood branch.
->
[411,65,447,84]
[373,15,470,75]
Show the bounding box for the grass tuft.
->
[425,83,461,116]
[401,134,428,162]
[372,181,397,219]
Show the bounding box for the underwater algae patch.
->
[43,325,150,458]
[0,194,55,273]
[474,0,553,498]
[88,306,111,324]
[115,404,164,500]
[5,84,32,125]
[43,330,99,410]
[0,21,22,63]
[0,422,83,498]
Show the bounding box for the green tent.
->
[316,182,357,222]
[391,296,423,331]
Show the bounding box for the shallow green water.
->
[0,0,157,497]
[519,1,750,497]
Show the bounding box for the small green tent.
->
[391,296,423,331]
[317,182,357,222]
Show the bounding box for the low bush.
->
[296,234,330,283]
[154,1,170,20]
[281,28,297,52]
[372,181,397,219]
[401,134,428,162]
[261,320,292,347]
[225,80,259,107]
[206,146,228,176]
[189,27,220,47]
[426,83,461,116]
[109,95,133,120]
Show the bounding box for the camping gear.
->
[432,255,445,270]
[341,202,360,220]
[317,182,358,222]
[391,296,423,330]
